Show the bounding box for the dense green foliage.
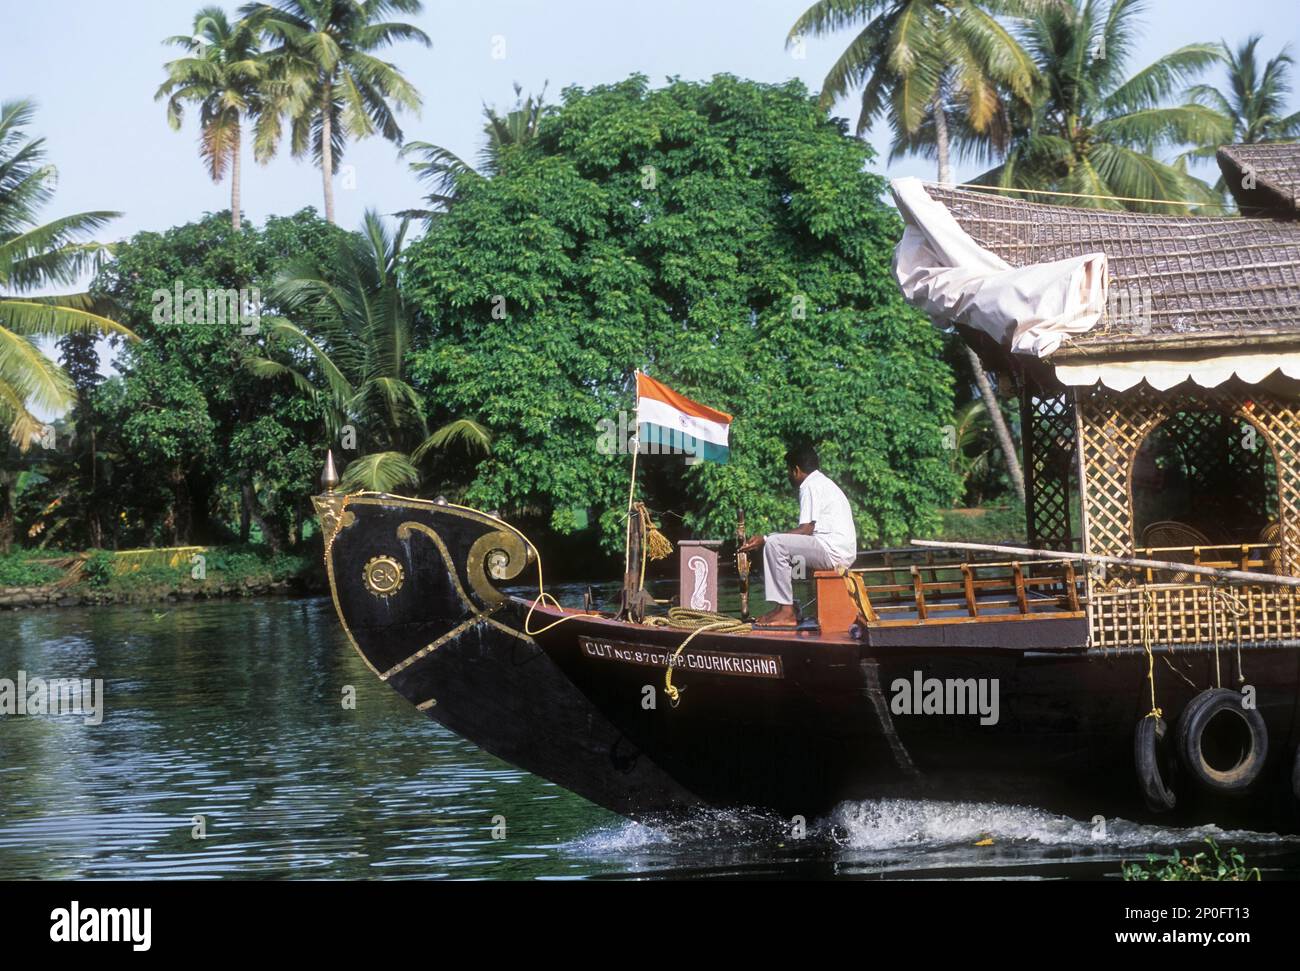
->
[404,75,960,550]
[0,101,135,551]
[4,0,1297,574]
[248,211,489,493]
[0,549,64,586]
[23,209,348,551]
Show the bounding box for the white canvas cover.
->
[891,177,1109,357]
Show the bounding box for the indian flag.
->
[636,372,732,465]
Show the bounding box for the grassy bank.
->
[0,545,324,608]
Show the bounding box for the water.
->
[2,595,1299,880]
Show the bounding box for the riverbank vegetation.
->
[0,544,317,607]
[1,0,1297,587]
[1122,838,1263,881]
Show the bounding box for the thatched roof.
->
[1218,143,1300,217]
[924,180,1300,361]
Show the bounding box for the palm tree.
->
[789,0,1038,501]
[789,0,1041,183]
[1190,36,1300,145]
[0,100,134,444]
[246,210,488,492]
[400,82,549,220]
[1182,35,1300,199]
[240,0,431,224]
[0,100,135,548]
[156,7,270,231]
[975,0,1230,212]
[948,399,992,498]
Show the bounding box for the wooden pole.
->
[908,538,1300,588]
[620,372,643,620]
[736,507,750,621]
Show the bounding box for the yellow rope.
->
[647,608,753,707]
[934,181,1242,212]
[1210,586,1249,687]
[521,526,591,637]
[1140,590,1162,720]
[518,500,749,710]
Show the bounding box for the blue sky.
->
[4,0,1298,245]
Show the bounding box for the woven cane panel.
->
[923,185,1300,348]
[1078,380,1300,648]
[1023,388,1076,551]
[1091,585,1300,650]
[1078,383,1300,567]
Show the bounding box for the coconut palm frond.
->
[339,450,421,493]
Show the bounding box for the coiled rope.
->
[646,608,753,707]
[522,510,753,708]
[1140,589,1162,721]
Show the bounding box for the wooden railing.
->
[1087,541,1296,649]
[1129,542,1282,583]
[847,556,1085,625]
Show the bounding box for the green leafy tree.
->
[156,7,273,231]
[788,1,1038,504]
[86,209,345,548]
[403,75,960,551]
[0,100,133,446]
[240,0,431,224]
[974,0,1230,211]
[248,210,487,493]
[948,399,992,499]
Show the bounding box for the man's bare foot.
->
[755,605,798,627]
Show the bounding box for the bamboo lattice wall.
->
[1075,379,1300,648]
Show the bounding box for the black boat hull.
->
[316,492,1300,829]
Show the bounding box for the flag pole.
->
[618,371,639,584]
[623,426,639,579]
[620,371,643,619]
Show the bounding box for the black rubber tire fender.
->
[1175,688,1269,796]
[1134,713,1177,812]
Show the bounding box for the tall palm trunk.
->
[932,90,953,185]
[230,119,242,231]
[320,86,335,224]
[932,90,1026,504]
[0,480,12,554]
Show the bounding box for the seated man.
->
[739,443,857,627]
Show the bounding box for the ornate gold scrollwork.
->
[467,530,533,605]
[312,494,356,557]
[363,556,405,597]
[394,518,531,607]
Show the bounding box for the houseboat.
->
[313,142,1300,829]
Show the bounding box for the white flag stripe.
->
[637,396,731,448]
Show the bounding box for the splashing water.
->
[565,798,1300,879]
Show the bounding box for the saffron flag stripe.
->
[636,396,731,448]
[635,372,733,425]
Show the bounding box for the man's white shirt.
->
[797,469,857,567]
